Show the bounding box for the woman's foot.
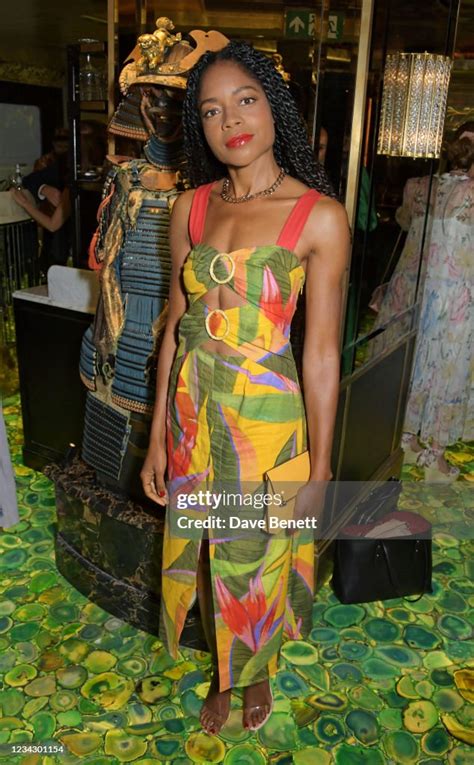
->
[419,446,460,483]
[243,679,273,731]
[200,672,231,736]
[401,432,425,464]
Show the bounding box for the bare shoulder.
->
[305,196,350,270]
[309,196,350,242]
[312,195,348,226]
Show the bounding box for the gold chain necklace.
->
[220,167,286,204]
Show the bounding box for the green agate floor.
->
[1,395,473,765]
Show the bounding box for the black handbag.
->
[332,481,432,604]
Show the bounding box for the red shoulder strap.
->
[276,189,322,252]
[188,182,214,246]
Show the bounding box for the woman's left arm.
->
[303,198,351,481]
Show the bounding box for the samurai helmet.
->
[109,17,229,140]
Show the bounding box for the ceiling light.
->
[377,52,452,158]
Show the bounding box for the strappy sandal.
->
[199,678,231,736]
[418,446,460,483]
[401,432,426,465]
[243,686,273,732]
[200,704,231,736]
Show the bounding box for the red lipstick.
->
[225,133,254,149]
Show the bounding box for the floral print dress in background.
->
[368,174,436,357]
[404,172,473,447]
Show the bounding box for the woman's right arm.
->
[140,189,195,505]
[9,188,70,232]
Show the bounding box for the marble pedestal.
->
[46,457,206,650]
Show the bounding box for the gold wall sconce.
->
[377,52,452,158]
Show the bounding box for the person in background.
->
[10,126,72,267]
[401,122,473,481]
[33,126,69,172]
[25,126,70,215]
[9,183,70,237]
[9,121,106,268]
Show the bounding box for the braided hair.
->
[183,40,336,197]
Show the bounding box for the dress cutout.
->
[161,183,321,691]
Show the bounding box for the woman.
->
[10,120,106,268]
[9,185,70,235]
[10,183,71,271]
[367,172,434,360]
[402,123,473,479]
[141,41,350,734]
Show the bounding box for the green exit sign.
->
[327,13,345,40]
[285,8,316,39]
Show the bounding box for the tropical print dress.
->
[159,183,321,691]
[404,173,473,446]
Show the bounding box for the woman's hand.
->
[290,477,331,536]
[140,442,168,506]
[9,188,34,212]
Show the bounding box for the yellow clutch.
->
[264,451,311,534]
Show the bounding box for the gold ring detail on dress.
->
[209,252,235,284]
[205,308,230,340]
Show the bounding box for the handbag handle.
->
[378,539,430,602]
[359,479,402,525]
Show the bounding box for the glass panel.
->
[340,0,459,377]
[314,1,363,198]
